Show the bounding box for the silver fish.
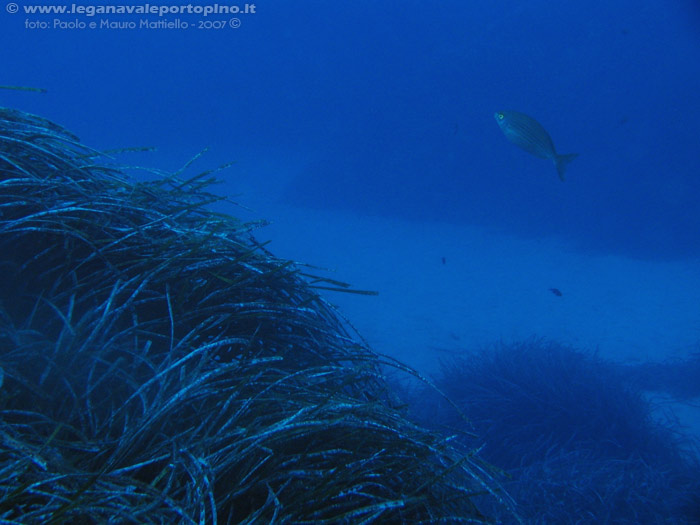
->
[495,110,577,181]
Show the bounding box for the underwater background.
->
[4,0,700,522]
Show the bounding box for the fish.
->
[494,110,578,181]
[549,288,563,297]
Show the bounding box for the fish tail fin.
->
[555,153,578,181]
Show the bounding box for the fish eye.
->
[498,113,504,120]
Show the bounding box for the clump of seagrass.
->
[0,107,510,523]
[421,339,700,524]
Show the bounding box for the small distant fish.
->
[441,256,446,265]
[494,110,578,181]
[549,288,563,297]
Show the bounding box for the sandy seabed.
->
[261,207,698,365]
[257,204,700,438]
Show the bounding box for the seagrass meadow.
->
[0,107,515,523]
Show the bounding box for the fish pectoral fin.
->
[555,153,578,181]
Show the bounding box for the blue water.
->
[4,0,700,521]
[5,0,700,259]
